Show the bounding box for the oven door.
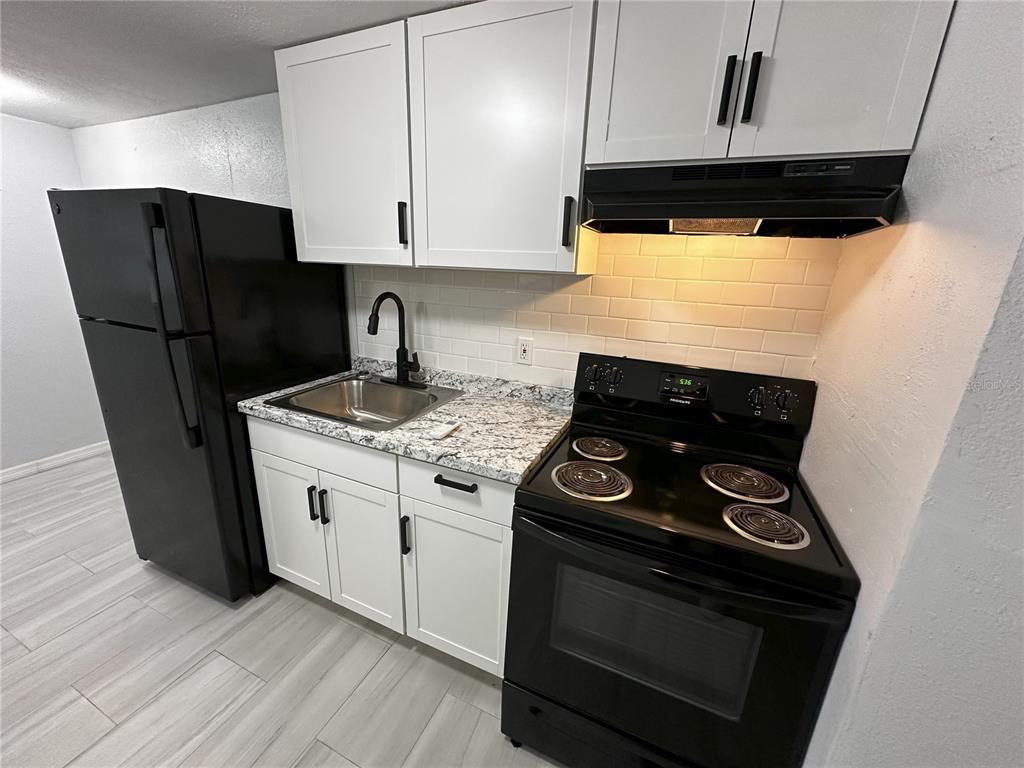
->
[505,511,853,768]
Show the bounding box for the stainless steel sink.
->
[267,376,462,431]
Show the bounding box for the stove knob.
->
[585,364,602,383]
[776,390,798,412]
[749,386,766,409]
[609,366,623,385]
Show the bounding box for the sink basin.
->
[267,376,462,431]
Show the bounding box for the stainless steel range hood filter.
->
[582,155,909,239]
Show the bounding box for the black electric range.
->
[502,353,859,768]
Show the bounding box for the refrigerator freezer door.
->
[49,188,210,334]
[80,320,244,598]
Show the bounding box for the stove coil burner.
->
[551,461,633,502]
[723,503,809,550]
[700,463,790,504]
[572,436,628,462]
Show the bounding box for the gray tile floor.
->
[0,454,559,768]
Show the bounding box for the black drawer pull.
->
[560,196,574,247]
[317,488,330,525]
[740,51,763,124]
[400,515,411,555]
[306,485,318,521]
[397,201,408,245]
[434,474,478,494]
[716,54,738,126]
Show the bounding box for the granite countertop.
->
[237,357,572,485]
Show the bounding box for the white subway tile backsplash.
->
[626,320,669,342]
[515,311,550,330]
[609,297,652,320]
[613,255,657,277]
[762,331,818,356]
[631,278,676,300]
[702,258,753,281]
[772,284,831,310]
[588,316,627,337]
[713,327,764,352]
[550,314,588,334]
[571,295,610,315]
[590,276,633,297]
[349,234,837,380]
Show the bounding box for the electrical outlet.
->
[517,336,533,365]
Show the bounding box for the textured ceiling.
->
[0,0,468,128]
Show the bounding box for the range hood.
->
[581,155,909,238]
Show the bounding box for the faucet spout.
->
[366,292,425,388]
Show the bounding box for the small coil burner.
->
[572,436,628,462]
[700,463,790,504]
[723,503,809,550]
[551,461,633,502]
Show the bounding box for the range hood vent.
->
[582,155,909,239]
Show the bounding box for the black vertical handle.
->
[740,51,763,124]
[561,196,574,247]
[397,201,408,245]
[306,485,318,521]
[716,55,738,126]
[141,202,202,450]
[399,515,411,555]
[318,489,329,524]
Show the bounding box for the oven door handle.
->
[516,516,849,619]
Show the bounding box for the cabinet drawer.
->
[398,457,515,527]
[247,417,398,493]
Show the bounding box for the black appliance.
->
[48,188,349,600]
[502,353,859,768]
[581,154,908,238]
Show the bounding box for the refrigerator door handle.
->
[141,203,203,449]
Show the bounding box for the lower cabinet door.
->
[401,497,513,675]
[250,450,331,598]
[319,470,405,633]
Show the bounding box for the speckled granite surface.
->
[238,357,572,485]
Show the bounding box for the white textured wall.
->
[72,93,289,206]
[829,249,1023,767]
[802,3,1024,764]
[0,114,105,468]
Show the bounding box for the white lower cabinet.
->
[251,451,333,599]
[248,418,514,674]
[320,471,405,633]
[400,497,513,676]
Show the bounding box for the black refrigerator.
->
[49,188,349,600]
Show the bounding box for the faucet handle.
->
[408,352,421,372]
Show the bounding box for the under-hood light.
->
[669,218,759,235]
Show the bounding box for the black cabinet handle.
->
[560,196,574,247]
[740,51,763,124]
[434,474,478,494]
[318,488,329,524]
[399,515,411,555]
[397,201,408,245]
[306,485,318,521]
[716,55,738,126]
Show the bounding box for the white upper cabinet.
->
[729,0,954,158]
[276,23,413,265]
[586,0,752,164]
[407,1,593,272]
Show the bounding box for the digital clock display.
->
[677,377,694,386]
[660,371,709,401]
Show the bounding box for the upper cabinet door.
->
[276,23,413,265]
[729,0,953,158]
[586,0,752,164]
[407,1,593,272]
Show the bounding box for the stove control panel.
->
[574,353,817,432]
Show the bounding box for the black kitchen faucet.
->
[367,292,425,388]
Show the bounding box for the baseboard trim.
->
[1,441,111,484]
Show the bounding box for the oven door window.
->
[552,564,762,721]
